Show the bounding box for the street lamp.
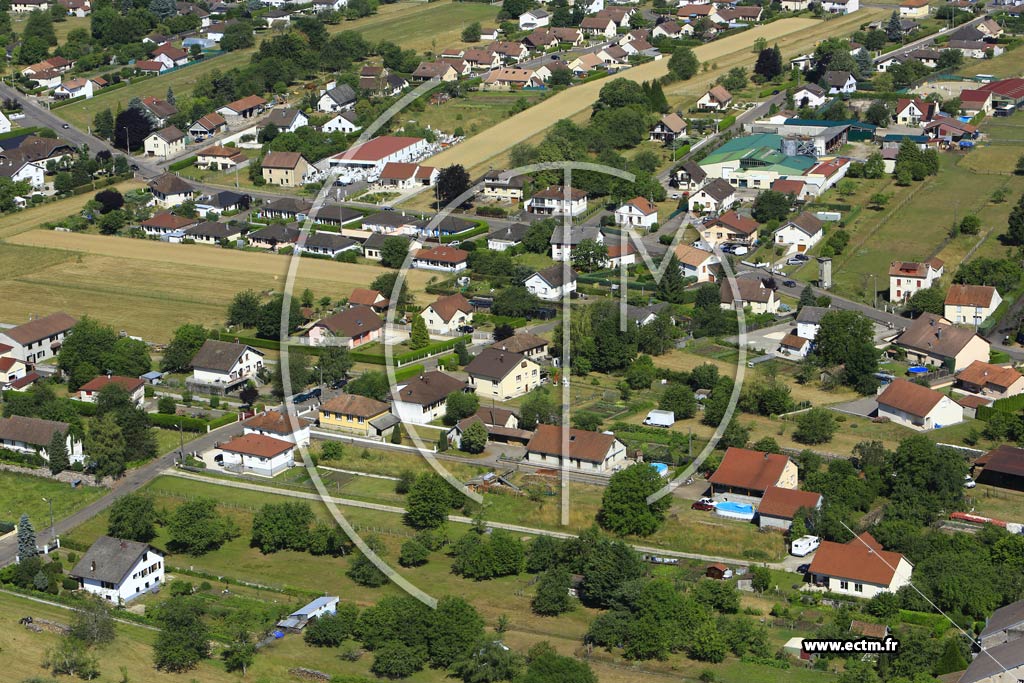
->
[41,496,55,548]
[868,273,877,309]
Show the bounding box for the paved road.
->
[167,469,796,569]
[0,420,246,569]
[0,83,163,179]
[873,15,987,64]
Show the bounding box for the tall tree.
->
[409,314,430,350]
[113,105,154,152]
[47,429,69,475]
[657,253,687,303]
[161,324,209,373]
[437,164,471,206]
[17,514,38,560]
[667,47,699,80]
[813,310,878,394]
[86,413,126,478]
[153,596,211,672]
[167,498,235,555]
[92,109,114,141]
[316,346,353,386]
[885,9,902,41]
[405,473,452,529]
[531,566,575,616]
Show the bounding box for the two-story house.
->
[71,537,164,603]
[189,339,264,392]
[524,265,577,301]
[306,306,383,348]
[888,258,943,302]
[464,348,541,401]
[319,394,394,438]
[944,284,1002,327]
[525,185,587,217]
[422,293,473,335]
[0,312,77,365]
[391,371,469,424]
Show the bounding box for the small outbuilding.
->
[276,596,340,631]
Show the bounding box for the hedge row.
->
[168,156,199,172]
[440,222,488,244]
[976,393,1024,421]
[393,363,426,382]
[148,413,211,432]
[49,94,88,109]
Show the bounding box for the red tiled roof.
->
[141,212,196,230]
[757,486,821,519]
[414,246,468,264]
[709,447,791,492]
[945,284,997,307]
[427,293,472,322]
[772,179,805,195]
[624,196,657,215]
[220,433,293,459]
[877,379,945,418]
[339,136,423,162]
[956,361,1022,390]
[712,210,759,236]
[78,375,144,394]
[526,424,616,464]
[809,532,908,586]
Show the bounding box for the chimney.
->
[764,452,769,460]
[120,541,127,549]
[937,328,942,339]
[90,560,95,571]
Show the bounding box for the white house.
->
[526,185,587,217]
[821,0,858,14]
[614,197,658,229]
[720,278,779,314]
[327,136,429,174]
[322,111,361,134]
[525,424,628,472]
[774,211,824,254]
[808,532,913,598]
[674,244,718,283]
[697,85,733,111]
[0,111,10,135]
[525,265,577,301]
[519,8,550,29]
[391,371,468,425]
[217,433,295,476]
[0,415,84,464]
[0,312,77,365]
[77,375,145,405]
[266,107,309,134]
[70,537,164,603]
[411,246,468,272]
[422,293,473,335]
[277,597,340,630]
[944,284,1002,327]
[487,223,529,251]
[877,379,964,430]
[142,126,186,159]
[690,179,737,215]
[0,156,45,190]
[889,258,943,302]
[550,225,602,262]
[53,77,93,100]
[317,83,357,113]
[823,70,857,95]
[243,409,311,447]
[793,84,828,109]
[189,339,264,391]
[796,305,829,340]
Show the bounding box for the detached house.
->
[823,70,857,94]
[793,84,827,109]
[774,212,823,254]
[821,0,859,14]
[697,85,733,111]
[888,258,943,302]
[70,537,164,603]
[944,284,1002,327]
[140,212,197,238]
[422,293,473,335]
[148,173,195,208]
[702,210,758,247]
[527,185,587,217]
[0,414,84,463]
[955,361,1024,399]
[894,97,938,126]
[319,394,394,438]
[412,246,469,272]
[487,223,530,252]
[675,159,707,192]
[524,424,628,472]
[894,313,990,371]
[674,244,719,283]
[188,112,227,141]
[808,532,913,598]
[218,433,296,476]
[720,278,779,314]
[464,348,541,400]
[317,83,357,113]
[525,265,577,301]
[216,95,268,120]
[708,447,798,501]
[142,126,186,159]
[322,111,361,134]
[266,108,309,134]
[490,333,549,361]
[690,178,736,214]
[196,145,247,170]
[482,171,530,202]
[307,306,382,348]
[189,339,264,391]
[392,371,468,424]
[580,16,617,38]
[757,487,823,531]
[877,378,963,430]
[77,375,145,405]
[649,112,687,144]
[261,152,311,188]
[0,312,76,365]
[301,232,359,258]
[549,225,602,262]
[518,8,549,29]
[614,197,658,229]
[151,44,189,69]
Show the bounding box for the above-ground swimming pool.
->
[714,501,756,520]
[651,463,669,477]
[908,366,928,374]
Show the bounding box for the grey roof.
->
[313,204,361,224]
[549,225,601,246]
[488,223,530,243]
[191,339,262,372]
[679,159,706,182]
[263,196,312,215]
[465,347,530,381]
[304,231,358,252]
[363,232,411,250]
[796,305,830,324]
[267,108,305,129]
[363,211,419,229]
[148,173,194,196]
[369,413,400,430]
[323,84,356,107]
[530,264,577,288]
[699,178,735,202]
[980,598,1024,641]
[0,415,69,448]
[185,221,238,240]
[796,83,826,96]
[1,312,77,345]
[626,302,669,324]
[824,70,854,87]
[70,536,157,585]
[202,190,246,209]
[960,640,1024,683]
[249,223,301,244]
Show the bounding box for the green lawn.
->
[409,90,546,138]
[0,471,107,530]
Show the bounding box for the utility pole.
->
[41,497,55,547]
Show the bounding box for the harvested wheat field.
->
[0,180,144,240]
[2,231,431,342]
[427,13,883,176]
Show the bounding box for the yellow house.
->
[319,393,394,437]
[464,348,541,401]
[262,151,311,188]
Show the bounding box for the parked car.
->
[456,325,474,334]
[691,498,715,511]
[786,257,805,266]
[964,475,977,489]
[783,279,797,287]
[796,563,810,574]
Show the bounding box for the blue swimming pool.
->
[714,501,756,520]
[651,463,669,477]
[908,366,928,374]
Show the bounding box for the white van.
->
[790,535,820,557]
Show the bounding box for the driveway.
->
[829,396,879,419]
